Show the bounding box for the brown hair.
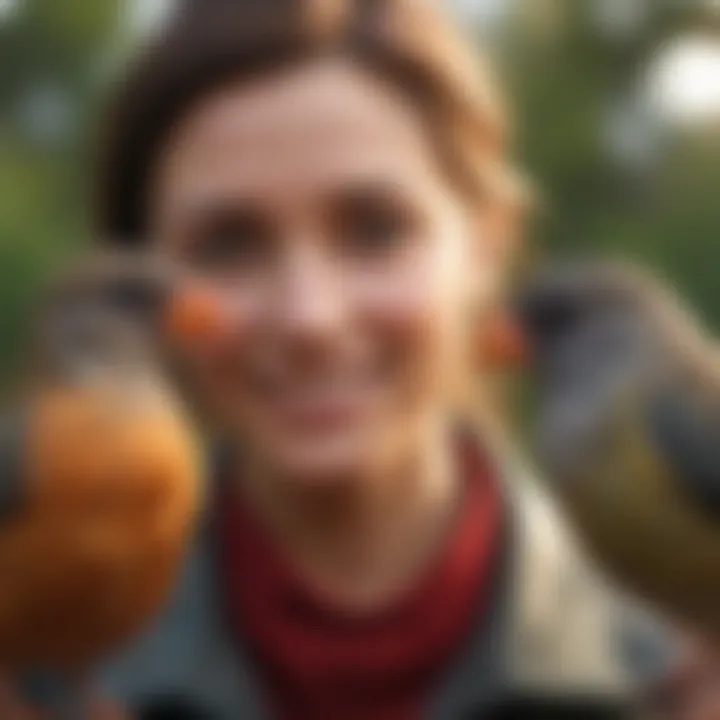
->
[95,0,525,243]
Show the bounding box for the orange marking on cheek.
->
[164,286,231,348]
[477,313,527,369]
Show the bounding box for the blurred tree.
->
[2,0,720,388]
[498,0,720,328]
[0,0,121,381]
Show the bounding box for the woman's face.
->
[151,57,508,484]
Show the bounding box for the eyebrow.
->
[169,167,434,226]
[174,193,269,219]
[323,178,429,213]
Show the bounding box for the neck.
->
[237,417,462,610]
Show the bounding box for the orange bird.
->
[0,253,204,706]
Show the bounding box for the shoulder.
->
[495,441,678,697]
[95,523,263,718]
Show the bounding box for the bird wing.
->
[0,411,27,520]
[649,390,720,520]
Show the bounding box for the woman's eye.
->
[184,213,271,272]
[337,200,412,257]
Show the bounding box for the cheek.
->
[350,245,471,388]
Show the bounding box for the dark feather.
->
[649,392,720,519]
[0,412,27,520]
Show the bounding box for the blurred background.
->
[1,0,720,381]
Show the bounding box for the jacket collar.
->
[427,430,633,718]
[100,434,633,719]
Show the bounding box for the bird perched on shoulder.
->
[515,259,720,641]
[0,251,204,681]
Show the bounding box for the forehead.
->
[153,57,449,204]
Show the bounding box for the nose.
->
[273,247,346,345]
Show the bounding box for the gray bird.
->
[516,259,720,640]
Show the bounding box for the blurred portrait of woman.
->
[2,1,720,718]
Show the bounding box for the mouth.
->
[250,366,384,433]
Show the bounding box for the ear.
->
[480,199,525,271]
[468,200,525,311]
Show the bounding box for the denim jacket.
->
[97,445,674,719]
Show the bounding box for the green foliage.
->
[0,0,121,380]
[502,0,720,329]
[0,0,719,386]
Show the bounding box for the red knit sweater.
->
[217,442,503,720]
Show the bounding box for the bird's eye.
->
[103,277,166,319]
[519,288,586,340]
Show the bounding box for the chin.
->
[266,432,380,488]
